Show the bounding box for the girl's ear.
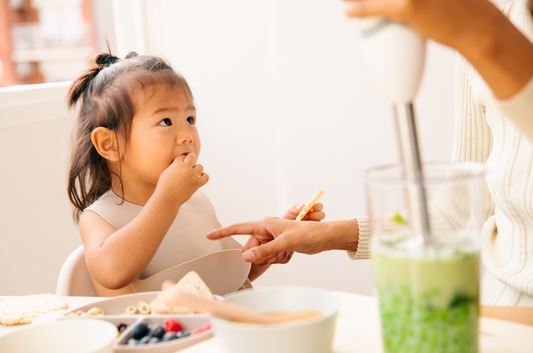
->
[91,127,121,162]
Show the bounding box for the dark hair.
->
[66,50,191,223]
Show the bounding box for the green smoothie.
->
[372,237,479,353]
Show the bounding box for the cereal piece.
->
[137,301,151,315]
[0,294,68,325]
[86,307,105,316]
[296,189,324,221]
[75,310,85,316]
[125,306,137,315]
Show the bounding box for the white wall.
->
[142,0,458,295]
[0,0,476,296]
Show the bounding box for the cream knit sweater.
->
[350,0,533,307]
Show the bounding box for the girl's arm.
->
[80,190,182,290]
[248,263,271,282]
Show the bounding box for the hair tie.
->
[95,53,119,69]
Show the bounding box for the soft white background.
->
[0,0,510,295]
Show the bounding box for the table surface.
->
[1,292,533,352]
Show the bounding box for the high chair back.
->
[56,245,98,297]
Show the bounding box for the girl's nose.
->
[177,129,194,145]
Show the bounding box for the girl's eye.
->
[187,116,195,125]
[158,118,172,126]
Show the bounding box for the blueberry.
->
[162,332,178,341]
[131,322,149,340]
[148,337,160,344]
[148,324,165,339]
[176,330,190,339]
[126,338,138,346]
[138,335,151,344]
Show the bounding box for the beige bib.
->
[86,190,251,294]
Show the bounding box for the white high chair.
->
[56,245,98,297]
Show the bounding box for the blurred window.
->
[0,0,114,88]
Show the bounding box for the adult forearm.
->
[455,2,533,99]
[324,219,360,252]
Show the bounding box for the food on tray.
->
[126,319,205,346]
[296,189,324,221]
[87,307,105,316]
[164,318,182,333]
[117,322,128,333]
[66,306,105,316]
[150,271,214,314]
[192,322,212,334]
[125,306,137,315]
[137,301,151,314]
[0,293,68,325]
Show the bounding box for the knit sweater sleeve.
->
[452,55,495,222]
[347,217,370,260]
[497,75,533,144]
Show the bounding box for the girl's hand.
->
[156,153,209,206]
[282,203,325,221]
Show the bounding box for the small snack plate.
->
[54,292,215,353]
[63,292,160,316]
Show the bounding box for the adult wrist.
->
[325,220,359,252]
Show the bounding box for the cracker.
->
[0,294,68,325]
[296,189,324,221]
[150,271,213,314]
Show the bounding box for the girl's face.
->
[120,84,200,199]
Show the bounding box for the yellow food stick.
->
[296,189,324,221]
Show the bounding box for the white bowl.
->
[210,286,340,353]
[0,319,118,353]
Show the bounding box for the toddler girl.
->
[66,51,324,297]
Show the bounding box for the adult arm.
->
[206,218,359,264]
[344,0,533,100]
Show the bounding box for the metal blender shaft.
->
[393,103,432,245]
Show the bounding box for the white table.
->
[2,292,533,352]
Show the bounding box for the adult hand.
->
[344,0,502,50]
[206,218,359,264]
[344,0,533,100]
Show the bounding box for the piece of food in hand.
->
[0,293,68,325]
[296,189,324,221]
[150,271,214,314]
